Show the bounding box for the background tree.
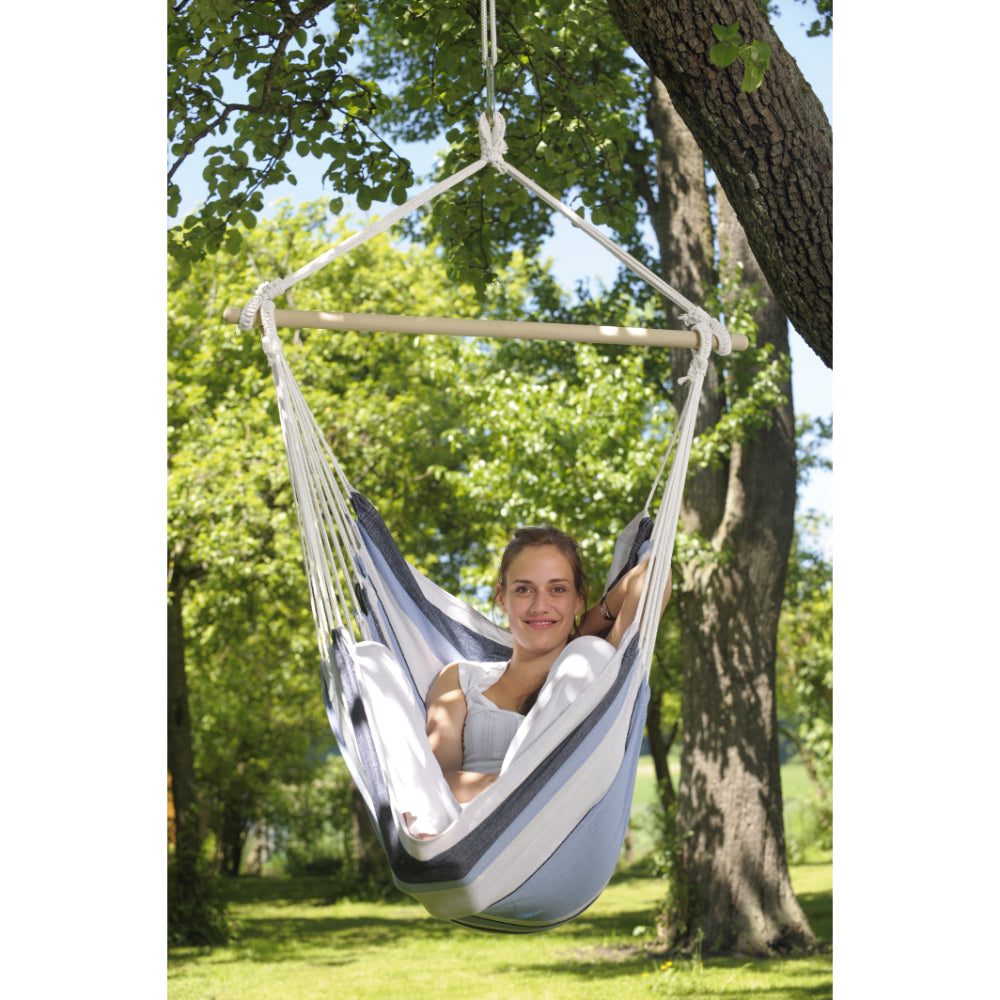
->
[606,0,832,365]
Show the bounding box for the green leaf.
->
[712,23,741,44]
[740,40,771,93]
[709,43,739,69]
[223,228,243,255]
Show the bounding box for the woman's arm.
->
[577,560,672,648]
[425,663,499,803]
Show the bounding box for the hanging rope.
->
[481,0,498,123]
[237,30,734,642]
[240,112,731,361]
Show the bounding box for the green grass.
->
[169,756,831,999]
[168,864,831,999]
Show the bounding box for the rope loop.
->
[237,279,286,362]
[682,307,732,357]
[238,279,285,332]
[678,310,718,386]
[478,111,508,167]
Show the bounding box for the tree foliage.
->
[793,0,833,37]
[169,202,482,872]
[168,1,412,272]
[778,504,833,799]
[360,0,655,293]
[168,1,832,362]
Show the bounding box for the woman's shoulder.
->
[426,661,461,702]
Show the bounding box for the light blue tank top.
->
[459,661,523,775]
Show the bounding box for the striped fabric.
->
[320,492,653,932]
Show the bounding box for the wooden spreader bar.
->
[223,306,747,352]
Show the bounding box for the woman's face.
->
[496,544,585,654]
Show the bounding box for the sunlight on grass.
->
[168,864,832,1000]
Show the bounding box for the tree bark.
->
[645,78,814,955]
[606,0,832,367]
[645,688,677,807]
[167,559,203,891]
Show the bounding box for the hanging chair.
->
[232,108,736,932]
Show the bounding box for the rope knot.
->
[478,111,507,166]
[679,308,729,385]
[681,308,732,357]
[679,354,708,385]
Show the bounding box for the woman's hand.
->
[577,560,672,648]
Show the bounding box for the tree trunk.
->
[645,692,677,807]
[645,78,814,955]
[219,795,251,877]
[606,0,832,367]
[167,560,202,893]
[351,787,389,886]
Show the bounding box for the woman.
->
[424,526,671,803]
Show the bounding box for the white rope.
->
[238,156,491,335]
[633,322,714,654]
[484,117,731,349]
[481,0,498,121]
[239,112,733,357]
[641,313,726,510]
[481,0,497,67]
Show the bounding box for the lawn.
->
[168,863,831,999]
[169,753,832,1000]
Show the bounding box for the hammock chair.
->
[230,22,739,932]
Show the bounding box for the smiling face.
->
[496,544,586,656]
